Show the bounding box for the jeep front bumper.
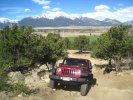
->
[49,75,89,84]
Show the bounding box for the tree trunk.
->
[51,60,57,69]
[46,63,50,71]
[109,58,112,66]
[115,56,121,72]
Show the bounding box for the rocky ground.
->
[4,50,133,100]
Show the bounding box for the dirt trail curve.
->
[48,50,133,100]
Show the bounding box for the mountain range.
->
[0,16,133,28]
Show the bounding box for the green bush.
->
[63,37,71,50]
[0,76,12,92]
[73,35,90,52]
[0,26,67,73]
[92,25,133,71]
[12,83,29,95]
[0,76,29,95]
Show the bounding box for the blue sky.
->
[0,0,133,22]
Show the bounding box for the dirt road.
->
[48,50,133,100]
[11,50,133,100]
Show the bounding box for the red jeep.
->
[49,57,94,96]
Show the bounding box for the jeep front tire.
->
[80,84,89,96]
[49,80,56,89]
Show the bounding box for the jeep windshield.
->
[63,58,87,67]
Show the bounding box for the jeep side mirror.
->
[89,63,93,69]
[90,65,93,69]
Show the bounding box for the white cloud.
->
[95,5,110,12]
[114,7,133,22]
[24,8,31,12]
[33,5,133,22]
[42,6,50,9]
[52,8,61,12]
[32,0,50,5]
[82,5,133,22]
[82,6,133,22]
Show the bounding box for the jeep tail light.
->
[56,68,62,75]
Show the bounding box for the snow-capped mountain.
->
[0,13,132,28]
[124,20,133,25]
[0,17,17,23]
[17,12,123,26]
[18,16,122,27]
[103,18,122,25]
[0,17,18,28]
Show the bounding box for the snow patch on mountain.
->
[0,17,18,23]
[103,18,120,23]
[32,11,82,20]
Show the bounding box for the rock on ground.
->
[8,71,25,84]
[0,91,9,100]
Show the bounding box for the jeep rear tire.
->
[80,84,89,96]
[49,80,56,89]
